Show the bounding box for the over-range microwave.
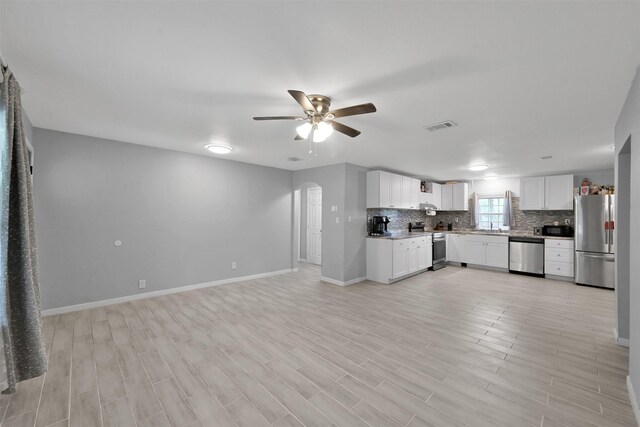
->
[542,225,574,237]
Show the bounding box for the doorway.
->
[306,187,322,265]
[294,183,322,270]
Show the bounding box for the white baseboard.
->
[614,327,631,347]
[42,268,296,316]
[627,376,640,426]
[320,276,366,287]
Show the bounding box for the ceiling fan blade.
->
[288,90,316,113]
[253,116,304,121]
[329,103,377,119]
[328,120,361,138]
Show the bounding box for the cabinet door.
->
[431,183,442,210]
[452,183,469,211]
[520,177,545,210]
[378,171,392,208]
[417,242,429,270]
[545,175,574,210]
[485,242,508,268]
[440,184,453,211]
[425,240,433,268]
[392,241,408,278]
[407,242,418,273]
[410,178,421,209]
[465,240,485,265]
[390,174,403,208]
[401,176,413,209]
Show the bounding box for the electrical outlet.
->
[565,219,571,225]
[138,280,146,289]
[335,217,340,224]
[231,262,237,270]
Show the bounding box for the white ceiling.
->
[2,1,639,180]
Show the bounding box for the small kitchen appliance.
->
[542,225,574,237]
[370,216,391,236]
[408,222,425,232]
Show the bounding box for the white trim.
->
[614,328,630,347]
[627,376,640,426]
[321,276,366,287]
[42,268,296,316]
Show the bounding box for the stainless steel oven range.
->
[432,232,446,270]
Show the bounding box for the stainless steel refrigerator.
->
[575,195,615,289]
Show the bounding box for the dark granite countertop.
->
[367,230,574,240]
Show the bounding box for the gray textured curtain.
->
[470,192,479,227]
[0,66,47,393]
[503,190,514,227]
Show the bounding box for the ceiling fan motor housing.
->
[307,95,332,115]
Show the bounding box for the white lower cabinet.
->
[446,234,466,263]
[465,235,508,269]
[367,236,432,284]
[544,239,574,278]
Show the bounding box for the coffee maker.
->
[371,216,391,236]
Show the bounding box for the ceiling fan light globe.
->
[296,122,312,139]
[313,122,333,142]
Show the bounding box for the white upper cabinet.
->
[440,184,453,210]
[390,173,403,208]
[544,175,574,210]
[520,174,573,210]
[452,183,469,211]
[438,183,469,211]
[520,177,545,210]
[401,176,421,209]
[367,171,424,209]
[431,183,442,210]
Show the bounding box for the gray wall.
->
[344,163,368,281]
[293,164,346,282]
[614,67,639,405]
[33,128,293,310]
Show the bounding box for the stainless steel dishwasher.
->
[509,236,544,276]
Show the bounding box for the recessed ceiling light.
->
[466,163,489,171]
[483,175,498,181]
[205,144,233,154]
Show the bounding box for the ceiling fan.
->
[253,90,377,145]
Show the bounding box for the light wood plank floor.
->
[1,265,634,427]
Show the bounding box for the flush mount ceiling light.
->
[205,144,233,154]
[466,163,489,171]
[483,175,498,181]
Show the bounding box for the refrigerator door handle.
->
[605,222,609,244]
[579,253,615,261]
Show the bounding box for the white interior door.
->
[307,187,322,265]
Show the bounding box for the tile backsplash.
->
[367,197,574,233]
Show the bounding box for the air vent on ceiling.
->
[287,156,303,162]
[541,155,553,160]
[424,120,457,132]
